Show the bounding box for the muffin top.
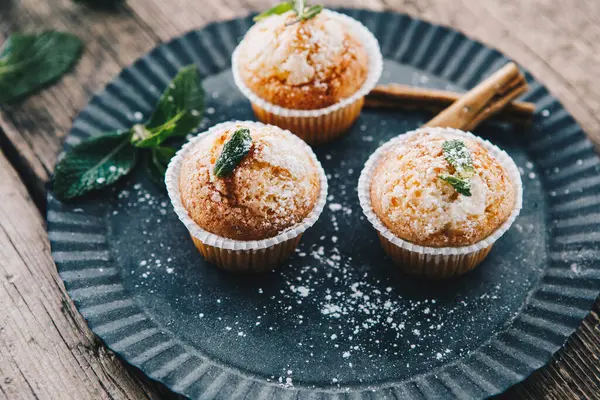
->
[179,123,321,241]
[370,129,516,247]
[235,10,369,110]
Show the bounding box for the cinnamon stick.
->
[366,84,535,126]
[423,62,530,131]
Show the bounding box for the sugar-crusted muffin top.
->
[236,10,369,110]
[179,123,321,240]
[370,130,516,247]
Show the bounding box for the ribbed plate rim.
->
[47,8,600,400]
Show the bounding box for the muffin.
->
[232,9,382,145]
[166,121,327,272]
[358,127,522,279]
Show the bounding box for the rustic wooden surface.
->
[0,0,599,398]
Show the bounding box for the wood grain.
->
[0,0,158,205]
[0,0,599,399]
[0,149,169,399]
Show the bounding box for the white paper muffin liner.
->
[231,9,383,119]
[166,121,328,252]
[358,127,523,257]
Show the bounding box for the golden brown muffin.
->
[179,123,321,240]
[370,130,516,247]
[236,10,369,110]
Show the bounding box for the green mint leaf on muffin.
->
[293,0,306,16]
[53,65,205,200]
[302,5,324,20]
[254,2,294,21]
[214,128,253,178]
[287,1,323,25]
[254,1,323,25]
[146,146,177,187]
[133,65,204,147]
[442,139,474,177]
[52,130,138,200]
[0,32,83,103]
[439,174,472,197]
[439,140,475,196]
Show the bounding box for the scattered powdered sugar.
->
[328,203,342,212]
[111,178,527,386]
[292,286,310,297]
[570,263,581,274]
[260,231,509,367]
[115,184,180,284]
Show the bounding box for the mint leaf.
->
[439,174,472,197]
[52,131,138,200]
[138,65,204,147]
[442,140,474,177]
[214,128,253,178]
[302,5,323,20]
[257,0,322,25]
[0,32,83,103]
[53,65,203,200]
[293,0,306,17]
[130,110,186,148]
[254,2,293,21]
[146,146,176,186]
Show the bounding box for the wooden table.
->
[1,0,599,398]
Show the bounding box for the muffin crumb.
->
[179,123,321,240]
[370,130,516,247]
[236,10,369,110]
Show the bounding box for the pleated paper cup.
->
[166,121,328,273]
[358,127,523,280]
[231,10,383,146]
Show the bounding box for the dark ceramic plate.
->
[48,9,600,399]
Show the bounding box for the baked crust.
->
[179,123,321,240]
[236,11,369,110]
[370,131,516,247]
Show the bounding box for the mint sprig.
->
[52,65,204,200]
[442,139,474,177]
[253,1,323,24]
[146,146,177,187]
[138,65,204,145]
[438,139,475,197]
[213,128,253,178]
[254,2,294,21]
[0,32,83,103]
[53,131,138,200]
[439,174,472,197]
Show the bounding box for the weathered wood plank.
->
[0,149,165,399]
[0,0,159,205]
[126,0,385,41]
[380,0,600,148]
[503,306,600,399]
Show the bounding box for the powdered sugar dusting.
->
[370,130,516,246]
[238,11,350,86]
[111,180,522,387]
